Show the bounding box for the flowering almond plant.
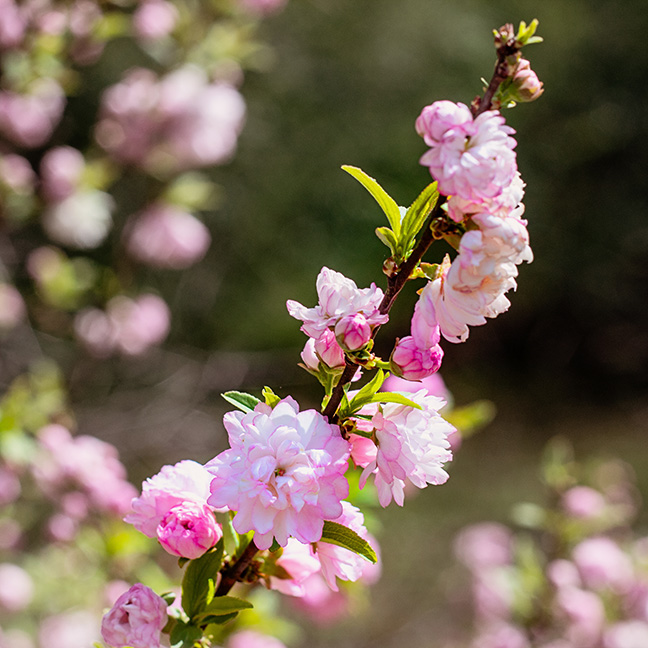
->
[100,19,544,648]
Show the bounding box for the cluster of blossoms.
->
[412,100,533,344]
[450,456,648,648]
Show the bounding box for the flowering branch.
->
[214,539,259,597]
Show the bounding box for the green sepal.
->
[516,19,542,46]
[342,165,402,236]
[192,596,253,624]
[375,226,398,255]
[221,391,260,413]
[160,591,178,605]
[419,262,441,282]
[169,621,203,648]
[320,521,377,564]
[269,538,282,553]
[262,386,281,408]
[181,541,224,620]
[399,182,439,257]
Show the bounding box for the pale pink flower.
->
[469,623,530,648]
[0,78,65,148]
[287,266,388,339]
[125,459,215,538]
[206,396,350,549]
[454,523,513,571]
[390,335,444,380]
[0,1,26,50]
[39,146,85,203]
[313,501,374,591]
[416,101,517,201]
[269,538,321,597]
[348,433,377,469]
[572,536,634,592]
[228,630,287,648]
[101,583,167,648]
[358,389,454,507]
[124,203,211,269]
[382,371,449,399]
[40,610,100,648]
[555,587,605,647]
[42,189,114,249]
[0,283,25,330]
[0,563,33,612]
[604,621,648,648]
[547,560,581,590]
[133,0,178,41]
[314,329,346,367]
[562,486,607,520]
[290,573,350,624]
[157,501,222,559]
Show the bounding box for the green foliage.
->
[221,391,260,413]
[181,541,224,620]
[262,386,281,407]
[320,521,378,564]
[442,400,496,439]
[170,621,204,648]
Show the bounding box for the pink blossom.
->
[314,329,346,367]
[390,335,444,380]
[561,486,607,520]
[555,587,605,647]
[39,146,85,203]
[547,560,581,590]
[382,371,449,399]
[43,189,114,248]
[287,266,388,339]
[358,389,454,507]
[228,630,287,648]
[269,538,321,597]
[604,621,648,648]
[124,203,211,269]
[40,610,100,648]
[290,573,350,624]
[312,502,372,591]
[207,396,350,549]
[133,0,178,41]
[416,101,517,201]
[101,583,167,648]
[454,523,513,571]
[96,66,246,174]
[335,312,372,350]
[0,154,35,193]
[0,563,33,612]
[348,433,377,469]
[157,501,222,559]
[572,537,634,592]
[0,1,26,50]
[0,283,25,330]
[125,460,215,538]
[469,623,530,648]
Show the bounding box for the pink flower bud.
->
[101,584,167,648]
[512,59,544,102]
[156,502,222,559]
[390,336,443,380]
[335,313,371,351]
[133,0,178,41]
[300,338,320,370]
[314,329,345,367]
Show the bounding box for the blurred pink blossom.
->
[0,283,25,330]
[101,584,167,648]
[454,523,513,571]
[238,0,288,15]
[133,0,178,40]
[39,611,99,648]
[228,630,287,648]
[290,573,350,624]
[0,154,36,192]
[0,563,33,612]
[562,486,607,520]
[39,146,85,203]
[124,203,211,269]
[572,536,634,592]
[555,587,605,647]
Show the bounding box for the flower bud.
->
[314,329,345,367]
[390,336,443,380]
[511,58,544,102]
[335,313,371,351]
[157,502,222,559]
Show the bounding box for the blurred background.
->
[1,0,648,645]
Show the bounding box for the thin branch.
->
[215,539,259,597]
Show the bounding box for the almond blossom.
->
[206,396,351,549]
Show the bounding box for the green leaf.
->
[170,621,203,648]
[160,591,177,605]
[181,541,224,619]
[193,596,253,622]
[216,512,239,557]
[375,226,398,255]
[341,370,386,416]
[399,182,439,255]
[342,165,402,235]
[320,521,377,564]
[221,391,260,413]
[194,612,238,626]
[363,392,422,409]
[262,386,281,408]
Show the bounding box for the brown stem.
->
[215,539,259,597]
[322,197,446,423]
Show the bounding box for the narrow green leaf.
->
[364,392,422,409]
[320,521,377,564]
[399,182,439,256]
[195,612,238,626]
[181,541,224,619]
[193,596,253,621]
[262,386,281,407]
[340,370,387,418]
[342,165,402,235]
[221,391,260,413]
[375,226,398,254]
[216,512,238,557]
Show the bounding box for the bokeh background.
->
[2,0,648,646]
